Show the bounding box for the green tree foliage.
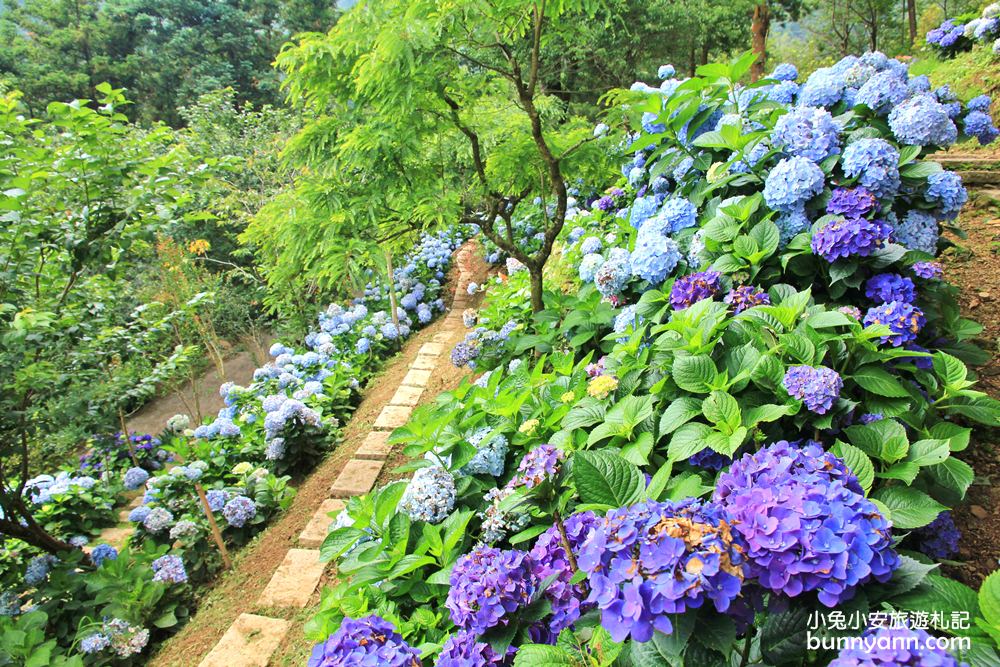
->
[254,0,625,316]
[0,0,340,124]
[0,87,211,553]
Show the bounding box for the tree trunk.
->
[0,514,78,558]
[529,267,544,313]
[750,2,770,82]
[907,0,917,45]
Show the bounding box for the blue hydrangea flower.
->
[643,197,698,235]
[964,110,1000,145]
[670,270,722,310]
[579,236,602,255]
[811,217,892,262]
[967,94,992,113]
[888,94,958,146]
[151,555,188,584]
[90,544,118,567]
[25,554,57,585]
[128,505,152,523]
[222,495,257,528]
[893,210,939,255]
[763,157,825,212]
[307,616,421,667]
[630,235,681,284]
[399,466,456,523]
[628,195,659,229]
[783,365,843,413]
[864,301,926,347]
[80,633,111,654]
[579,253,604,283]
[797,67,846,107]
[776,206,811,246]
[594,248,631,297]
[462,428,508,477]
[841,138,900,198]
[865,273,917,304]
[714,440,899,607]
[446,545,537,635]
[828,625,965,666]
[123,467,149,491]
[658,64,676,79]
[143,507,174,533]
[577,499,748,642]
[770,63,798,81]
[854,71,910,114]
[205,489,229,512]
[773,106,840,162]
[925,171,968,218]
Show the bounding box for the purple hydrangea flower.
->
[436,631,506,666]
[828,625,967,666]
[577,499,748,642]
[205,489,230,512]
[307,615,421,667]
[689,447,734,471]
[783,365,843,414]
[910,511,960,560]
[912,261,943,279]
[724,285,770,313]
[714,441,899,607]
[864,301,926,347]
[508,444,566,489]
[865,273,917,304]
[859,412,884,424]
[446,546,537,635]
[528,512,600,639]
[827,187,879,219]
[811,217,892,262]
[838,305,863,320]
[670,270,722,310]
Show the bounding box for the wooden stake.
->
[195,483,232,569]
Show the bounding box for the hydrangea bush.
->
[309,52,1000,667]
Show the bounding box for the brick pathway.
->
[196,244,478,666]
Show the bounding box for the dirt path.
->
[940,190,1000,588]
[148,243,492,667]
[126,336,272,436]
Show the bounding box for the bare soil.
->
[939,191,1000,588]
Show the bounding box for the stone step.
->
[257,548,326,608]
[330,459,384,496]
[411,354,438,371]
[432,332,452,343]
[355,431,392,460]
[298,499,346,547]
[198,614,291,667]
[374,404,413,429]
[401,368,432,388]
[959,170,1000,186]
[418,342,444,357]
[389,385,424,407]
